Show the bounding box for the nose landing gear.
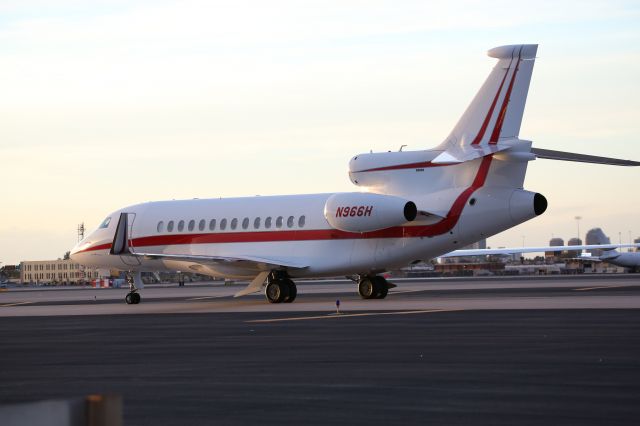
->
[125,273,142,305]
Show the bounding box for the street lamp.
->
[574,216,582,240]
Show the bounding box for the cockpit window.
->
[99,217,111,229]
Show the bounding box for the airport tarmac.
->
[2,275,640,316]
[1,276,639,425]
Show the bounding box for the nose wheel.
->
[125,292,141,304]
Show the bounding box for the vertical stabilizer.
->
[438,44,538,151]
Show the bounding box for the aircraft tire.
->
[374,277,389,299]
[132,293,141,304]
[265,280,290,303]
[125,293,133,304]
[284,279,297,303]
[358,278,376,299]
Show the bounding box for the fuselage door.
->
[120,213,141,266]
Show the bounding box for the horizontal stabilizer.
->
[432,143,511,164]
[532,148,640,166]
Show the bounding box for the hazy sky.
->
[1,0,639,264]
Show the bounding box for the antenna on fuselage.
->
[77,223,85,242]
[399,145,407,152]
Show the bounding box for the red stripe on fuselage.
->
[74,157,494,254]
[76,243,112,253]
[353,161,456,173]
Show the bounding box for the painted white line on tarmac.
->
[186,295,232,301]
[389,289,430,295]
[246,308,463,323]
[0,302,32,308]
[573,284,632,292]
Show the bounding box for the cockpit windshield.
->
[99,217,111,229]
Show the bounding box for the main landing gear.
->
[358,275,390,299]
[264,271,297,304]
[125,273,141,305]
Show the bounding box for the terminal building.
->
[20,259,109,285]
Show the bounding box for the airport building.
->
[586,228,610,256]
[545,237,564,259]
[20,259,109,285]
[567,237,583,258]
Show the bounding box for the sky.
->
[1,0,639,264]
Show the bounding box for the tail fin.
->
[439,44,538,151]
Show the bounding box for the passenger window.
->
[188,220,195,231]
[254,217,261,229]
[265,217,272,229]
[276,216,283,228]
[242,217,249,229]
[287,216,294,228]
[157,221,164,233]
[167,221,174,232]
[99,217,111,229]
[231,218,238,230]
[199,219,205,231]
[220,219,227,230]
[209,219,216,231]
[298,215,306,228]
[178,220,185,232]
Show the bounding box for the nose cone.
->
[69,241,82,262]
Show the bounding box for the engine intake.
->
[324,193,416,233]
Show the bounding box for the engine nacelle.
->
[324,193,417,233]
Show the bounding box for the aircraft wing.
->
[441,243,639,258]
[127,252,305,298]
[129,251,308,270]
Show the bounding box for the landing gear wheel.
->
[125,292,141,304]
[265,280,290,303]
[373,276,388,299]
[284,279,297,303]
[358,278,376,299]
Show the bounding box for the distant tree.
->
[63,251,71,260]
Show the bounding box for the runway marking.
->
[186,295,231,301]
[389,289,430,295]
[573,284,633,292]
[0,302,32,308]
[246,309,463,323]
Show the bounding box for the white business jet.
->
[70,44,639,304]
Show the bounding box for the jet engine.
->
[324,193,417,233]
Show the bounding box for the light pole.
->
[574,216,582,241]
